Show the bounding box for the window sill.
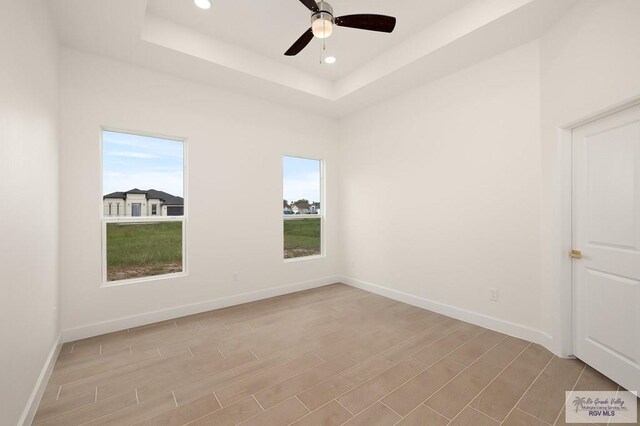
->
[101,271,187,288]
[283,254,326,263]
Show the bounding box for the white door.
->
[572,104,640,392]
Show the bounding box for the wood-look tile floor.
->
[34,284,636,426]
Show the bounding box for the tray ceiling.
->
[48,0,578,117]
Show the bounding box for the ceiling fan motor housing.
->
[314,1,333,16]
[311,1,334,25]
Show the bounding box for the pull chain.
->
[318,0,328,64]
[321,0,325,64]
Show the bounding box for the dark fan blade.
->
[298,0,319,12]
[335,14,396,33]
[285,28,314,56]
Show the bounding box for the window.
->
[102,130,185,284]
[283,156,323,259]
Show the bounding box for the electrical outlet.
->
[233,272,239,282]
[489,288,499,301]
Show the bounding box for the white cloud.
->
[108,151,159,159]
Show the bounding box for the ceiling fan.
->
[285,0,397,56]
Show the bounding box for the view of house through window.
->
[283,156,322,259]
[102,130,185,283]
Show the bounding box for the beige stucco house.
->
[103,188,184,217]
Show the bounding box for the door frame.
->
[555,96,640,357]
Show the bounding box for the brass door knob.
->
[570,249,583,259]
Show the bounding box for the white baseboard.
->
[62,276,341,342]
[342,276,554,351]
[19,333,62,426]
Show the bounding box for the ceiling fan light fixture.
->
[325,56,336,64]
[311,14,333,38]
[285,0,396,57]
[194,0,212,10]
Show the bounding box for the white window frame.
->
[100,127,188,287]
[283,155,325,262]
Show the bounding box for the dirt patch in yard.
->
[284,248,321,259]
[107,262,183,282]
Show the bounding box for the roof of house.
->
[293,201,310,210]
[104,191,127,199]
[146,189,183,206]
[103,189,183,206]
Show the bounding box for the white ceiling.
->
[48,0,578,117]
[146,0,474,81]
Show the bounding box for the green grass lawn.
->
[106,218,318,280]
[107,221,182,281]
[284,218,321,259]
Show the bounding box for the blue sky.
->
[103,131,184,197]
[283,156,321,203]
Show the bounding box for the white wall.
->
[0,1,60,424]
[59,49,341,338]
[539,0,640,354]
[339,41,545,340]
[338,0,640,354]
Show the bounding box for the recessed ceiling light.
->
[325,56,336,64]
[194,0,211,10]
